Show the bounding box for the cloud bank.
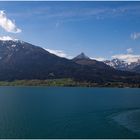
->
[112,54,140,63]
[126,48,133,54]
[0,36,18,41]
[90,57,105,61]
[43,48,72,59]
[131,32,140,40]
[0,10,21,33]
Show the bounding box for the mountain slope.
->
[73,52,90,60]
[73,53,115,69]
[132,65,140,73]
[0,40,140,84]
[72,53,140,83]
[0,40,79,80]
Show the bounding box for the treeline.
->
[0,78,140,88]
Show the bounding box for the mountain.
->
[104,59,129,71]
[132,63,140,73]
[0,39,79,81]
[72,53,140,83]
[0,40,140,84]
[104,58,140,73]
[73,52,90,60]
[128,60,140,73]
[73,52,114,69]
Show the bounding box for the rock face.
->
[0,40,140,83]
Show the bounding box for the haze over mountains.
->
[0,38,140,84]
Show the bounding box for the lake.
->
[0,87,140,138]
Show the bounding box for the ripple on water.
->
[112,109,140,134]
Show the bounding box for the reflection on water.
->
[112,109,140,133]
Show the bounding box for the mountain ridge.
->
[0,39,140,84]
[104,58,140,73]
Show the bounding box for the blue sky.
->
[0,1,140,62]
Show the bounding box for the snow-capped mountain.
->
[104,59,129,71]
[104,58,140,72]
[0,39,139,83]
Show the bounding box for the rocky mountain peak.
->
[73,52,90,60]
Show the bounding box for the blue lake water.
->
[0,87,140,138]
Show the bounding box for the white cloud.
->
[112,54,140,63]
[112,48,140,63]
[126,48,133,54]
[46,49,67,57]
[131,32,140,40]
[90,57,106,61]
[43,48,72,59]
[0,10,21,33]
[0,36,18,41]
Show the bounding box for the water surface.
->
[0,87,140,138]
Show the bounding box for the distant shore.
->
[0,79,139,88]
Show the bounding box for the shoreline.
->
[0,79,139,88]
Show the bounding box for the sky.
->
[0,1,140,62]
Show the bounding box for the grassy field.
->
[0,78,139,87]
